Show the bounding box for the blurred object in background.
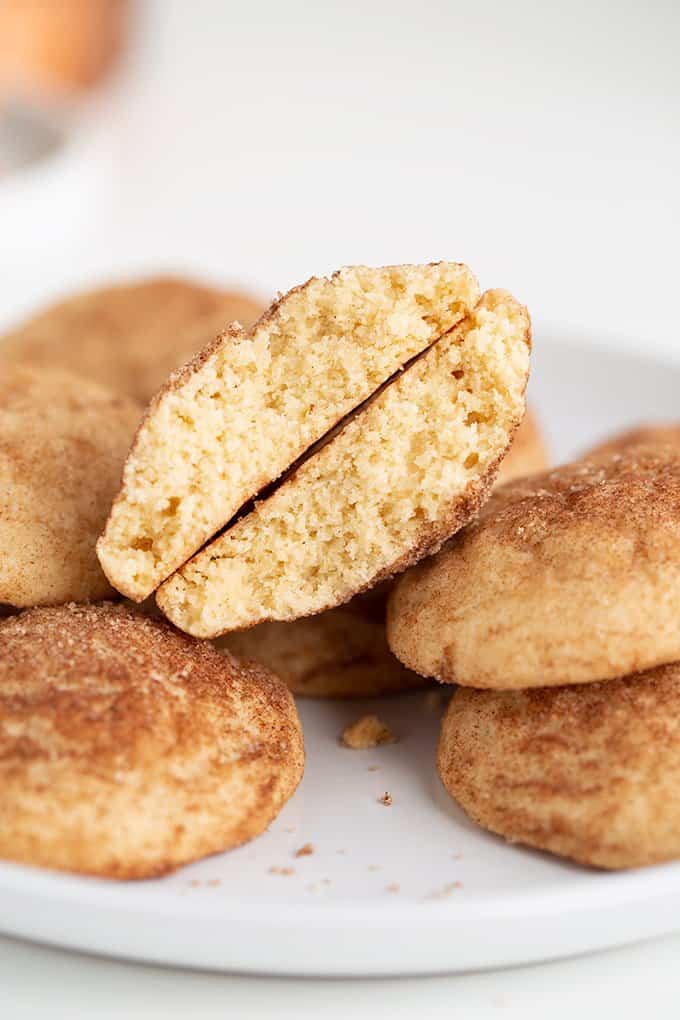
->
[0,0,129,98]
[0,0,130,258]
[0,102,62,175]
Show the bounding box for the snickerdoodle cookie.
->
[0,603,304,879]
[388,445,680,689]
[0,365,140,606]
[221,589,425,698]
[437,666,680,869]
[0,275,262,404]
[585,423,680,459]
[98,263,481,601]
[157,289,531,637]
[496,406,548,485]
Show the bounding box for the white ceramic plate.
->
[2,330,680,976]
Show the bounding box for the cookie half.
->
[97,263,480,601]
[388,444,680,689]
[0,275,262,405]
[0,603,304,879]
[0,365,141,606]
[220,588,425,698]
[158,289,531,637]
[438,668,680,869]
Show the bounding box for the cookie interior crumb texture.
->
[341,714,396,749]
[157,288,531,637]
[98,263,480,600]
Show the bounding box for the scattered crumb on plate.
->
[341,714,396,750]
[269,866,295,876]
[386,883,400,893]
[305,879,331,892]
[425,881,463,900]
[294,842,315,858]
[378,791,393,807]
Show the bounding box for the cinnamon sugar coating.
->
[0,603,304,878]
[0,276,262,404]
[388,445,680,688]
[438,665,680,868]
[0,365,141,606]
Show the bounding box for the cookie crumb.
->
[367,765,380,772]
[378,791,393,806]
[426,881,463,900]
[341,714,396,750]
[269,866,295,876]
[284,826,296,833]
[294,842,315,858]
[188,879,201,888]
[206,878,221,887]
[386,882,400,893]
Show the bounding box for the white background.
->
[1,0,679,1015]
[2,0,679,354]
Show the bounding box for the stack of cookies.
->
[387,438,680,869]
[5,258,671,882]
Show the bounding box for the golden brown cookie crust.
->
[438,665,680,869]
[388,445,680,689]
[496,406,548,485]
[0,365,141,607]
[585,423,680,459]
[0,603,304,879]
[0,276,262,404]
[220,590,426,698]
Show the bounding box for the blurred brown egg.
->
[0,0,128,97]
